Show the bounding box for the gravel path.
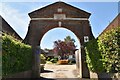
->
[40,64,79,80]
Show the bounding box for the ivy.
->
[2,34,32,76]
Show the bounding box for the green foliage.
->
[47,57,51,61]
[50,58,58,63]
[2,34,32,76]
[85,39,105,73]
[53,57,58,61]
[64,36,75,43]
[98,27,120,73]
[53,36,76,59]
[40,54,46,64]
[85,27,120,73]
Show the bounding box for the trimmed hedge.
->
[2,34,32,76]
[85,39,105,73]
[98,27,120,73]
[85,27,120,73]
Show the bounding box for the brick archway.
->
[23,1,94,78]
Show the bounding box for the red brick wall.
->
[100,13,120,36]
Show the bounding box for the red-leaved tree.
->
[53,36,76,59]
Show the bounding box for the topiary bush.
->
[2,34,32,76]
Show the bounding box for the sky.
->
[0,0,119,49]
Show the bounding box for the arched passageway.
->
[23,1,94,78]
[40,27,80,79]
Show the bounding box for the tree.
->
[64,36,76,54]
[64,36,75,43]
[53,36,76,59]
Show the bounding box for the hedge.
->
[98,27,120,73]
[85,39,105,73]
[2,34,32,76]
[85,27,120,73]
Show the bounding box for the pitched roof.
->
[29,1,91,18]
[1,15,23,40]
[99,13,120,37]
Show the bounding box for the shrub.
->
[98,27,120,73]
[2,34,32,76]
[40,54,46,64]
[53,57,58,61]
[85,27,120,73]
[50,58,58,63]
[47,57,51,61]
[85,39,105,73]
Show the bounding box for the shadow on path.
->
[38,77,55,80]
[2,77,55,80]
[41,70,53,73]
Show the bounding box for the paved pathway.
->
[40,64,79,80]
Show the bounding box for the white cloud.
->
[0,2,50,39]
[0,3,30,39]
